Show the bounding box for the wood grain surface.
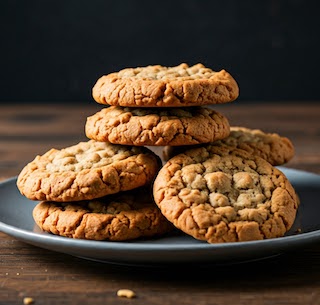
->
[0,102,320,305]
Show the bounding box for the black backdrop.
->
[0,0,319,103]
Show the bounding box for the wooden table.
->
[0,102,319,305]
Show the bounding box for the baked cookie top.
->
[17,140,161,202]
[153,146,298,243]
[33,187,174,241]
[162,126,295,165]
[85,106,230,146]
[215,127,295,165]
[92,63,239,107]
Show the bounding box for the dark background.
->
[0,0,319,104]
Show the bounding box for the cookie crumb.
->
[117,289,136,298]
[23,297,34,305]
[295,228,302,234]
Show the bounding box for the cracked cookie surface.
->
[17,140,161,202]
[33,187,174,241]
[92,63,239,107]
[162,126,295,165]
[153,146,298,243]
[85,106,230,146]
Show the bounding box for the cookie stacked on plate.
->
[153,141,298,243]
[17,63,299,244]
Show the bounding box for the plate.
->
[1,167,320,266]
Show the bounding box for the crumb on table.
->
[23,297,34,305]
[117,289,136,298]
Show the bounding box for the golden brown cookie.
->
[17,140,161,202]
[92,63,239,107]
[153,146,299,243]
[162,126,295,166]
[33,187,174,241]
[85,106,230,146]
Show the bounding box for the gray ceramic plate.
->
[0,167,320,266]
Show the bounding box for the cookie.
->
[17,140,161,202]
[85,106,230,146]
[92,63,239,107]
[162,126,295,166]
[153,146,299,243]
[33,187,174,241]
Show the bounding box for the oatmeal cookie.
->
[85,106,230,146]
[162,126,295,165]
[92,63,239,107]
[153,146,299,243]
[17,140,161,202]
[33,187,174,241]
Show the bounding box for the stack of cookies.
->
[17,63,299,244]
[85,63,237,147]
[17,141,174,241]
